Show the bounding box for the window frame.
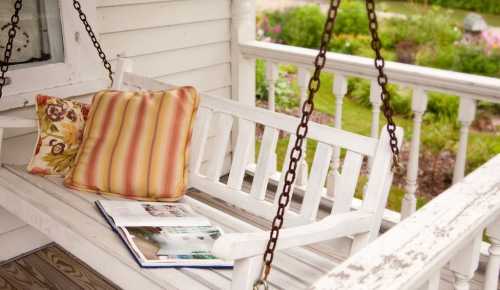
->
[2,0,102,108]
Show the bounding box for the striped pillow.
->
[64,87,200,201]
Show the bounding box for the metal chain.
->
[0,0,23,99]
[72,0,114,87]
[254,1,343,288]
[365,0,401,169]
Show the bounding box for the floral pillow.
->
[27,95,90,176]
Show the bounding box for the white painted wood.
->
[0,206,25,234]
[296,68,311,188]
[453,98,477,184]
[332,151,363,215]
[300,143,333,222]
[206,113,234,182]
[227,120,254,191]
[265,61,279,112]
[417,273,440,290]
[311,155,500,290]
[274,134,297,207]
[0,225,50,262]
[190,107,213,175]
[401,87,428,219]
[232,0,256,166]
[102,19,231,59]
[449,235,482,290]
[332,73,348,171]
[213,211,372,260]
[368,79,382,170]
[231,256,262,290]
[200,94,379,156]
[240,41,500,103]
[112,57,134,90]
[485,219,500,290]
[97,0,231,34]
[250,127,279,200]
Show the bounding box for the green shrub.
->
[417,45,500,77]
[277,5,326,49]
[255,59,299,108]
[380,8,461,49]
[256,59,268,101]
[425,92,459,121]
[334,1,369,35]
[413,0,500,15]
[347,78,412,117]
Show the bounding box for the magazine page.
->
[118,226,233,268]
[97,200,210,227]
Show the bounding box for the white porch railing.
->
[310,154,500,290]
[240,40,500,223]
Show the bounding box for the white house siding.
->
[0,0,234,256]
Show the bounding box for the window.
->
[0,0,64,70]
[0,0,101,107]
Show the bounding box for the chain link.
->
[72,0,114,87]
[0,0,23,99]
[255,0,343,287]
[365,0,401,169]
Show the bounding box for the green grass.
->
[257,71,499,213]
[378,1,500,27]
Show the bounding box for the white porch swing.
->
[0,0,403,289]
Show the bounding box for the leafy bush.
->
[274,5,326,48]
[347,78,412,117]
[380,8,461,49]
[256,59,268,100]
[334,1,369,35]
[255,59,299,108]
[417,45,500,77]
[413,0,500,15]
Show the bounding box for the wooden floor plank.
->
[0,261,49,290]
[37,245,119,290]
[0,274,17,290]
[17,254,81,290]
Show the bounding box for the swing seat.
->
[0,60,402,290]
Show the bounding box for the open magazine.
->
[96,200,233,268]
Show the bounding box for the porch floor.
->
[0,243,120,290]
[0,165,495,290]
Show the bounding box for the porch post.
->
[232,0,256,163]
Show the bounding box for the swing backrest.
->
[118,70,401,227]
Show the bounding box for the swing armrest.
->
[212,211,373,260]
[0,116,37,129]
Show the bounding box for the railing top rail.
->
[241,41,500,102]
[309,154,500,290]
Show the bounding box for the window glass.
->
[0,0,64,70]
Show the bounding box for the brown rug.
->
[0,243,121,290]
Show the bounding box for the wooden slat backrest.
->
[120,71,391,227]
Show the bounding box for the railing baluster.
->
[449,234,482,290]
[265,61,279,176]
[452,97,476,184]
[296,67,311,187]
[485,219,500,290]
[326,74,348,198]
[368,79,382,170]
[265,61,279,112]
[401,88,428,219]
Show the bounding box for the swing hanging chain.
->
[72,0,114,87]
[366,0,401,169]
[0,0,23,99]
[255,0,401,288]
[255,0,343,288]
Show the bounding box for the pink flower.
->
[482,30,500,51]
[273,25,282,34]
